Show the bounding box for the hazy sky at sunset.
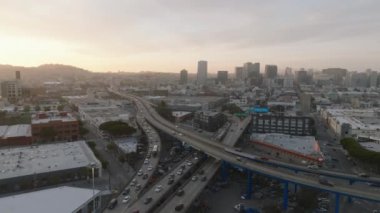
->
[0,0,379,73]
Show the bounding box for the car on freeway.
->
[122,196,130,204]
[201,176,207,182]
[144,159,149,164]
[198,170,204,175]
[122,188,130,196]
[236,157,242,162]
[318,176,334,187]
[307,165,319,170]
[142,173,149,179]
[234,148,242,152]
[358,173,370,178]
[176,189,184,196]
[137,170,143,176]
[191,176,198,181]
[187,162,193,166]
[147,166,153,171]
[168,178,174,185]
[108,198,118,209]
[144,197,153,204]
[368,182,380,187]
[175,204,184,211]
[176,170,183,175]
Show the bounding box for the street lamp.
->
[89,162,96,213]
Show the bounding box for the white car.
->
[191,176,198,181]
[187,162,193,166]
[122,196,130,203]
[144,159,149,164]
[147,166,153,171]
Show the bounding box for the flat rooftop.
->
[251,133,321,157]
[360,142,380,153]
[0,186,100,213]
[0,125,31,138]
[0,141,100,181]
[31,111,77,124]
[325,108,380,130]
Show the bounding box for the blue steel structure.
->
[220,160,379,213]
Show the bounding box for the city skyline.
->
[1,0,380,73]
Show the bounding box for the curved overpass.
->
[112,90,380,203]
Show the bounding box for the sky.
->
[0,0,380,73]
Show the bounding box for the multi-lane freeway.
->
[114,90,380,204]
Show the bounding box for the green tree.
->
[155,101,175,122]
[43,106,51,111]
[57,105,64,111]
[23,105,31,112]
[99,120,136,136]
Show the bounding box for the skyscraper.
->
[265,65,278,79]
[197,60,208,85]
[179,69,188,85]
[243,62,260,78]
[235,67,243,80]
[217,71,228,84]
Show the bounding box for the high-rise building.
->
[197,60,208,85]
[265,65,278,79]
[217,71,228,84]
[16,71,21,80]
[322,68,347,85]
[296,70,310,84]
[235,67,243,80]
[0,71,22,103]
[369,71,378,88]
[179,69,188,85]
[243,62,260,78]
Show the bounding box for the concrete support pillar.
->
[348,180,354,203]
[335,193,341,213]
[283,181,289,211]
[220,161,228,182]
[246,170,253,199]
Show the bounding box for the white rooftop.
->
[0,125,32,138]
[0,186,100,213]
[0,141,100,180]
[251,133,322,157]
[360,142,380,153]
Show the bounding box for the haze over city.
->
[1,0,380,72]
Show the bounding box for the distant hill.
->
[0,64,92,85]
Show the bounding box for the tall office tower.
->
[217,71,228,84]
[243,62,260,78]
[322,68,347,85]
[197,60,208,85]
[179,69,188,85]
[369,70,378,88]
[16,71,21,80]
[285,67,292,76]
[265,65,278,79]
[296,70,310,84]
[235,67,243,80]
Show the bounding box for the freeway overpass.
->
[111,89,380,212]
[156,114,247,212]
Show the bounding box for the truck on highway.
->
[152,145,158,157]
[318,176,335,187]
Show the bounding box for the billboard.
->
[250,106,269,113]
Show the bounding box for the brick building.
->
[31,111,79,142]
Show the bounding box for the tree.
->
[43,106,51,111]
[35,105,41,111]
[57,105,64,111]
[23,105,31,112]
[99,120,136,136]
[222,103,244,114]
[155,101,175,122]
